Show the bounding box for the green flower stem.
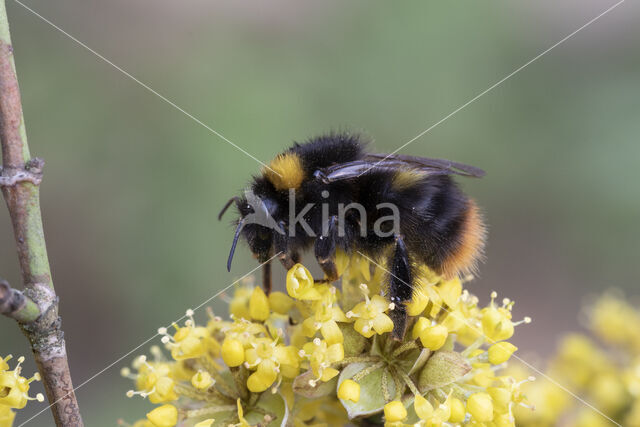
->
[230,365,250,400]
[335,355,381,366]
[201,355,239,399]
[395,367,420,397]
[391,340,419,358]
[391,369,403,400]
[0,278,40,323]
[352,361,385,382]
[185,405,237,418]
[461,336,485,358]
[0,1,83,425]
[381,369,391,402]
[173,383,233,404]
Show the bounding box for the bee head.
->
[219,190,281,271]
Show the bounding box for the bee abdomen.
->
[440,199,485,278]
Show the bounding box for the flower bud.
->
[449,397,466,423]
[467,392,494,422]
[286,264,322,300]
[146,404,178,427]
[487,386,511,412]
[419,325,448,350]
[488,342,518,365]
[337,379,360,403]
[418,351,471,393]
[249,287,270,321]
[221,338,245,367]
[384,401,407,423]
[268,291,294,314]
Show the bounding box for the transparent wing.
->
[314,154,485,183]
[365,153,485,178]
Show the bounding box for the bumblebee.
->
[219,133,485,339]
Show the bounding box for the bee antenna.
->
[227,218,246,271]
[218,196,240,221]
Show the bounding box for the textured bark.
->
[0,1,83,425]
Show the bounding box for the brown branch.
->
[0,2,83,426]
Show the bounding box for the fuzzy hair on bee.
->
[219,132,486,339]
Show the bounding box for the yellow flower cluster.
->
[514,291,640,427]
[122,253,531,427]
[0,355,44,427]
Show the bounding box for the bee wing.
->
[316,155,484,183]
[365,153,485,178]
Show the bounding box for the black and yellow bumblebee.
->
[219,133,485,339]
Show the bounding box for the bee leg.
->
[277,249,301,271]
[274,222,300,270]
[262,260,272,294]
[389,234,412,340]
[315,215,339,283]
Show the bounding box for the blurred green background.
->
[1,0,638,425]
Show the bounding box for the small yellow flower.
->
[244,336,300,390]
[194,419,215,427]
[0,356,44,409]
[159,318,212,361]
[468,392,494,422]
[481,292,530,343]
[191,370,214,390]
[384,401,407,423]
[146,404,178,427]
[302,294,348,345]
[337,379,360,402]
[287,264,322,300]
[347,290,394,338]
[488,342,518,365]
[126,357,178,403]
[301,338,344,383]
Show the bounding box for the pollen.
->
[263,153,305,190]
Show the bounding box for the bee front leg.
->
[274,221,300,270]
[389,234,412,340]
[314,215,339,283]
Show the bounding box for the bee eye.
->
[258,230,270,240]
